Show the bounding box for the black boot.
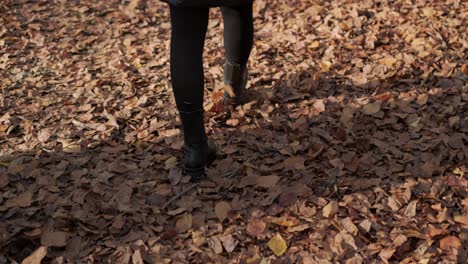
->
[223,61,248,106]
[179,109,217,181]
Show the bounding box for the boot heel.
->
[183,166,205,181]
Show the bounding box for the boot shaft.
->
[179,109,207,145]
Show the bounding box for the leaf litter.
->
[0,0,467,263]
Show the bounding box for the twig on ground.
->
[162,182,200,210]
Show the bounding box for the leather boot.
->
[179,109,217,181]
[223,61,248,106]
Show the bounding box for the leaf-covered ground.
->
[1,0,467,263]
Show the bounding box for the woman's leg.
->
[169,5,216,179]
[170,5,208,114]
[220,3,254,104]
[221,3,254,65]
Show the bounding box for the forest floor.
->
[0,0,467,263]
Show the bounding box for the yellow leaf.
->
[319,61,332,72]
[309,41,320,49]
[267,234,287,256]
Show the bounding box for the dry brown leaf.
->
[256,175,280,188]
[379,248,395,261]
[404,200,418,218]
[6,190,33,208]
[175,213,192,233]
[416,94,428,106]
[246,218,266,238]
[21,246,47,264]
[41,231,67,247]
[453,215,468,226]
[220,234,238,253]
[283,156,305,171]
[208,236,223,254]
[341,217,358,235]
[0,172,9,188]
[215,201,231,222]
[131,249,143,264]
[439,236,462,251]
[461,64,468,75]
[287,224,311,233]
[362,102,381,115]
[323,200,339,218]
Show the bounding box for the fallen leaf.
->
[175,213,192,233]
[246,218,266,238]
[453,215,468,226]
[6,190,33,208]
[0,172,8,188]
[41,231,68,247]
[379,248,395,261]
[404,200,418,218]
[461,64,468,75]
[422,7,435,17]
[208,236,223,254]
[132,249,144,264]
[215,201,231,222]
[267,233,288,257]
[21,246,47,264]
[220,234,238,253]
[380,56,398,67]
[287,224,311,233]
[256,175,281,188]
[362,102,381,115]
[283,156,305,170]
[416,94,428,106]
[341,217,358,235]
[319,60,332,72]
[440,236,462,251]
[37,129,51,143]
[322,200,339,218]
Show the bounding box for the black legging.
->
[169,3,254,113]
